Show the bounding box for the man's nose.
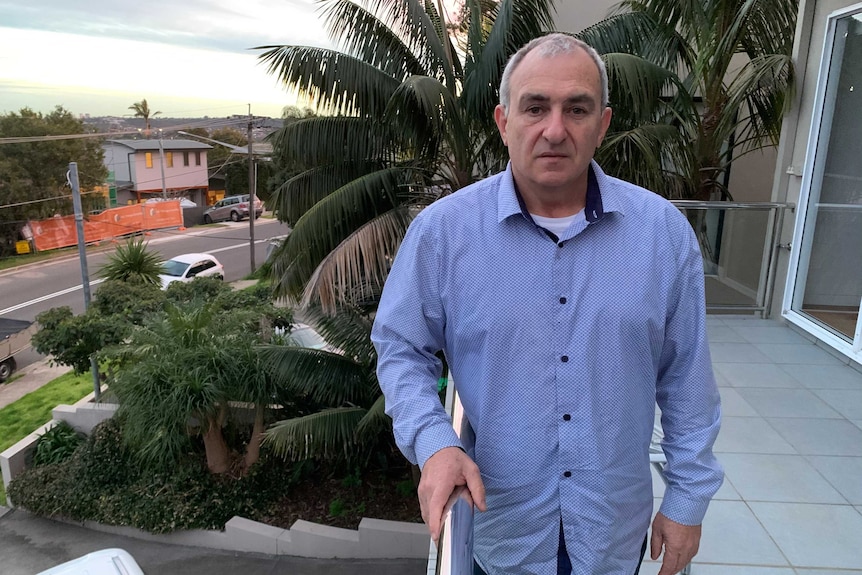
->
[542,109,566,143]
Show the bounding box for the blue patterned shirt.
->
[372,162,723,574]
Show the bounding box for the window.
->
[195,151,201,166]
[183,151,189,166]
[145,152,153,168]
[166,152,173,168]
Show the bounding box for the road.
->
[0,218,291,372]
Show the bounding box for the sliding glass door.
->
[787,6,862,357]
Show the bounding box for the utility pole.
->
[157,132,168,200]
[68,162,101,401]
[248,105,256,273]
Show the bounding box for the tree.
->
[32,306,128,374]
[259,304,394,468]
[98,237,164,286]
[259,0,555,312]
[107,283,293,474]
[128,99,161,136]
[577,0,797,200]
[0,106,108,258]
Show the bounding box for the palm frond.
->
[363,0,455,87]
[256,45,399,117]
[271,168,414,300]
[462,0,556,124]
[603,53,687,122]
[385,75,468,166]
[299,304,377,363]
[259,344,372,405]
[301,207,413,311]
[269,161,384,225]
[268,116,397,167]
[263,407,367,461]
[356,394,391,442]
[321,0,429,79]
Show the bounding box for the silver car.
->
[202,194,263,223]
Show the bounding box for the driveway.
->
[0,508,427,575]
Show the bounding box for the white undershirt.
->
[530,210,585,237]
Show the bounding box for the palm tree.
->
[128,98,161,137]
[259,305,393,466]
[259,0,556,312]
[577,0,797,200]
[98,236,164,286]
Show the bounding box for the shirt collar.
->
[497,160,625,225]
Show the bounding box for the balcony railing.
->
[671,201,792,317]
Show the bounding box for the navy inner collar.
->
[514,165,605,225]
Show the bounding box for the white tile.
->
[806,456,862,505]
[854,420,862,432]
[736,326,812,345]
[812,389,862,420]
[749,502,862,569]
[754,344,844,365]
[796,570,862,575]
[782,364,862,390]
[718,388,759,416]
[695,500,789,565]
[709,343,772,363]
[768,418,862,456]
[708,325,747,343]
[706,316,727,326]
[721,318,787,328]
[714,362,802,388]
[714,417,797,454]
[636,563,798,575]
[720,453,845,503]
[734,388,842,419]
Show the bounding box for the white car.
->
[37,548,144,575]
[159,253,224,289]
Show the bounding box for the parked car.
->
[37,548,144,575]
[202,194,263,223]
[0,317,35,382]
[158,253,224,289]
[276,323,340,353]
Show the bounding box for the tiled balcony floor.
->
[640,316,862,575]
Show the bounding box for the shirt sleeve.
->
[656,211,724,525]
[371,213,463,468]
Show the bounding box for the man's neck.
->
[515,180,588,218]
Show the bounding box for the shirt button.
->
[558,242,564,248]
[563,471,572,478]
[561,355,569,363]
[563,414,571,421]
[559,297,567,304]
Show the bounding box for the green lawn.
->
[0,370,92,505]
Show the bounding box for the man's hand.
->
[419,446,486,544]
[650,512,701,575]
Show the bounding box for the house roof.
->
[105,139,212,151]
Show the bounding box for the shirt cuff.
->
[658,488,712,526]
[415,421,464,470]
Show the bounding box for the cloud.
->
[0,0,330,53]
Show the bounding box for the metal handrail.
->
[672,201,793,318]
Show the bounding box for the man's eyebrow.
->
[518,92,597,107]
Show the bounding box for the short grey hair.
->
[498,33,609,113]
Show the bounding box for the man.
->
[372,33,722,575]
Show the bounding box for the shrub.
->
[32,421,84,466]
[8,418,291,533]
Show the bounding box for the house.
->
[102,139,212,208]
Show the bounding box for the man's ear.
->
[597,106,612,147]
[494,104,509,147]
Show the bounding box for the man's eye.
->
[526,106,543,115]
[570,107,587,115]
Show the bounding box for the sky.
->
[0,0,335,119]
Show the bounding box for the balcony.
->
[430,202,862,574]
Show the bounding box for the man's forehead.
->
[510,49,601,96]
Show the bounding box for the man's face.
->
[494,48,612,199]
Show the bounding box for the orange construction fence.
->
[29,201,184,252]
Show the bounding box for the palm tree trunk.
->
[243,403,266,473]
[203,415,231,474]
